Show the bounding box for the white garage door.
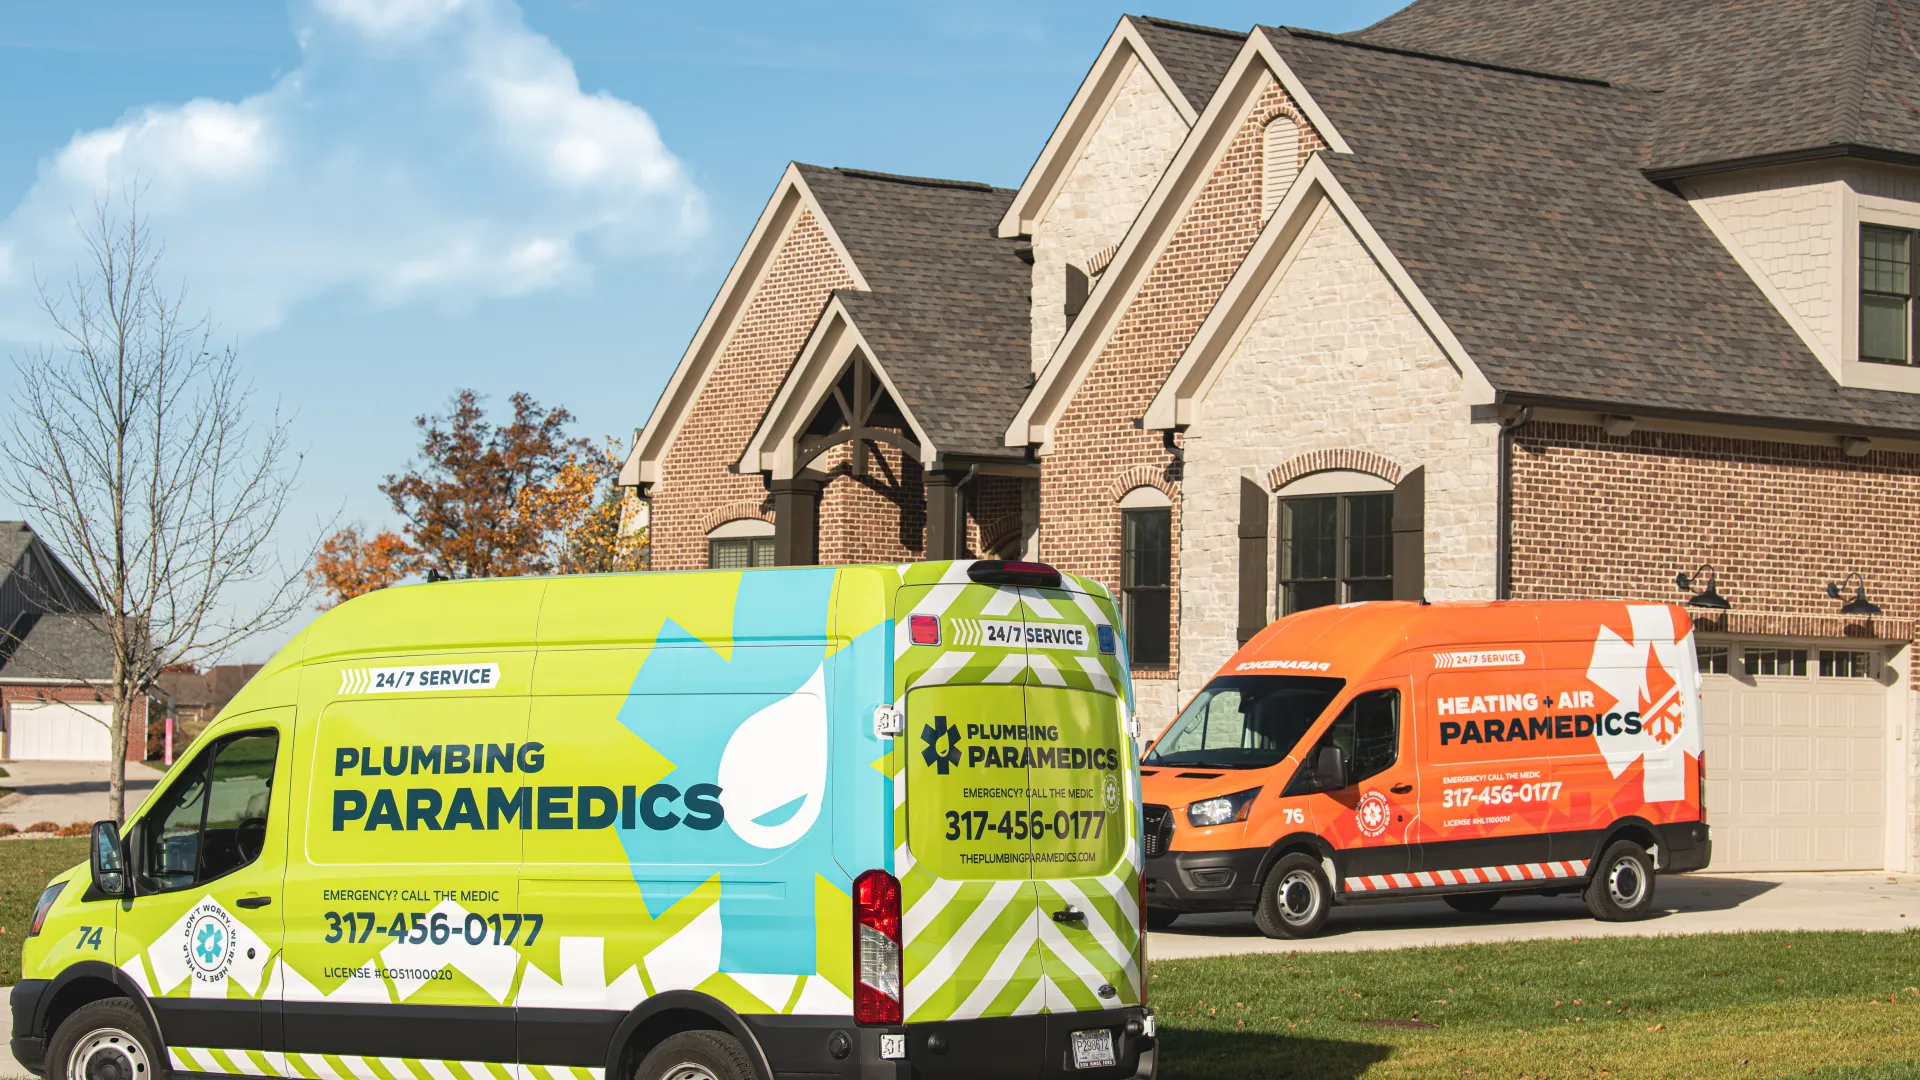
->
[1699,642,1890,871]
[8,701,114,761]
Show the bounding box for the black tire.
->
[46,998,165,1080]
[1585,840,1657,921]
[1253,853,1332,939]
[1145,907,1182,930]
[634,1030,756,1080]
[1443,892,1502,914]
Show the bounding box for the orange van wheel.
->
[1253,853,1331,939]
[1584,840,1657,921]
[1145,908,1182,930]
[1442,892,1502,914]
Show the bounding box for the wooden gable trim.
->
[1006,29,1351,450]
[622,164,868,488]
[995,16,1199,240]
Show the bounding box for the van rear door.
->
[895,569,1048,1040]
[1014,582,1140,1018]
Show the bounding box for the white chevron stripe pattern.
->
[1342,859,1591,893]
[166,1048,601,1080]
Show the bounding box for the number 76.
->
[1282,808,1305,825]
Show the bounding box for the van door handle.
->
[236,896,272,909]
[1390,783,1413,795]
[1052,908,1086,926]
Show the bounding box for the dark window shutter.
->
[1238,477,1269,643]
[1391,466,1425,602]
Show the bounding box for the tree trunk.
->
[109,652,128,824]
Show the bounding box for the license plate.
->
[1071,1028,1116,1070]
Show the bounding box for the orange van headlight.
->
[1186,788,1261,828]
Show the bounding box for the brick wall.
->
[1041,74,1325,729]
[1,685,151,762]
[651,210,857,570]
[817,439,926,564]
[1510,421,1920,861]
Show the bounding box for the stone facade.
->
[1687,164,1847,364]
[1177,205,1500,715]
[651,210,857,571]
[1508,421,1920,860]
[1041,75,1323,733]
[1029,55,1192,371]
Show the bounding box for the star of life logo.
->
[1355,790,1392,838]
[183,901,235,982]
[921,715,961,775]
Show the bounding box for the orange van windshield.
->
[1144,675,1345,770]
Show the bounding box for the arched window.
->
[707,518,774,569]
[1263,116,1301,220]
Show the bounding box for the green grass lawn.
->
[0,838,86,984]
[1152,930,1920,1080]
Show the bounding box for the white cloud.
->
[0,0,704,335]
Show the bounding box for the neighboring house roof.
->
[795,166,1031,459]
[157,664,263,712]
[0,613,114,682]
[1128,16,1248,114]
[1266,26,1920,434]
[1353,0,1920,175]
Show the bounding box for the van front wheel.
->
[633,1031,756,1080]
[47,998,165,1080]
[1254,854,1331,939]
[1585,840,1656,921]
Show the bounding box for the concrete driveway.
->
[1149,870,1919,958]
[0,759,166,829]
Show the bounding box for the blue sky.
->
[0,0,1402,658]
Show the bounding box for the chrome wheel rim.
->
[1277,869,1321,925]
[66,1027,147,1080]
[660,1064,718,1080]
[1608,858,1647,908]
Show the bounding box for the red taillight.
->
[1696,750,1707,824]
[909,614,941,646]
[854,869,903,1025]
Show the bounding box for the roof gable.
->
[622,164,867,488]
[995,15,1245,240]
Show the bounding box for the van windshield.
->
[1144,675,1345,769]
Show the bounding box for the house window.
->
[1121,505,1172,668]
[1862,224,1916,365]
[1262,116,1301,219]
[1743,647,1807,678]
[1818,650,1872,678]
[1278,493,1392,614]
[1697,644,1729,675]
[709,537,774,569]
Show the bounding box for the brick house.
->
[629,2,1920,874]
[0,522,150,762]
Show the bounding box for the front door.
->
[1290,683,1419,888]
[117,717,289,1073]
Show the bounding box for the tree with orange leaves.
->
[306,526,420,609]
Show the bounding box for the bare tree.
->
[2,197,310,822]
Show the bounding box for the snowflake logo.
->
[1640,647,1684,746]
[1355,790,1392,838]
[194,921,224,965]
[920,715,962,775]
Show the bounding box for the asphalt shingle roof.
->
[795,165,1033,458]
[1352,0,1920,174]
[1265,26,1920,434]
[0,613,114,681]
[1129,16,1247,114]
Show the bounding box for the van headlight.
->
[28,881,65,937]
[1186,788,1260,828]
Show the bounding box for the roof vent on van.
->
[966,560,1061,588]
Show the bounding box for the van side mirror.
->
[89,821,128,898]
[1311,746,1348,792]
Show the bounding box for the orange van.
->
[1139,601,1709,938]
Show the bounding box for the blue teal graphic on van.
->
[614,568,886,977]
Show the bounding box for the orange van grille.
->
[1142,804,1173,858]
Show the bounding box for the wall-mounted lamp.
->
[1826,572,1882,617]
[1675,565,1730,610]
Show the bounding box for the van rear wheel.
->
[46,998,165,1080]
[1254,853,1331,939]
[1585,840,1656,921]
[1443,892,1501,914]
[634,1031,755,1080]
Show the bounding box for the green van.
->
[11,561,1154,1080]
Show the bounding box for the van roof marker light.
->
[966,560,1062,588]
